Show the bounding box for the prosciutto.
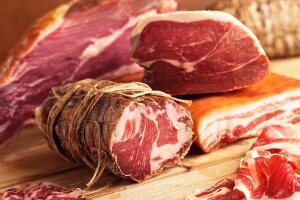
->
[187,73,300,153]
[0,182,87,200]
[131,10,269,96]
[0,0,178,148]
[186,124,300,200]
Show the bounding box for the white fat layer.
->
[80,10,157,65]
[96,62,142,80]
[246,158,259,189]
[0,121,10,133]
[185,186,232,200]
[139,59,195,72]
[137,52,260,73]
[131,11,265,55]
[112,100,192,174]
[245,150,261,160]
[199,89,300,150]
[45,190,83,199]
[27,76,53,88]
[252,142,300,156]
[234,180,251,200]
[23,118,36,126]
[185,187,202,200]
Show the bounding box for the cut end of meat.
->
[36,79,193,184]
[132,11,265,55]
[111,97,193,182]
[131,10,270,95]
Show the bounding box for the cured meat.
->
[0,0,178,148]
[131,11,269,96]
[187,73,300,153]
[0,182,87,200]
[186,179,232,200]
[210,0,300,58]
[186,124,300,200]
[35,80,193,186]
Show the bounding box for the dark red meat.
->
[131,11,269,96]
[0,0,178,148]
[0,182,87,200]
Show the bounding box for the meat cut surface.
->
[131,11,269,96]
[0,0,178,148]
[35,80,193,184]
[186,124,300,199]
[186,73,300,153]
[0,182,87,200]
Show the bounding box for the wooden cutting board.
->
[1,58,300,199]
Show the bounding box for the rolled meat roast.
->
[35,80,194,186]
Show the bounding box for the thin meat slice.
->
[235,125,300,199]
[185,179,244,200]
[0,0,178,148]
[187,124,300,200]
[0,182,87,200]
[187,73,300,153]
[131,11,269,96]
[35,80,194,184]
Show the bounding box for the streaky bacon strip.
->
[186,73,300,153]
[186,124,300,200]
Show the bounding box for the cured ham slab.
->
[187,73,300,153]
[186,124,300,200]
[0,0,178,148]
[131,11,269,96]
[0,182,87,200]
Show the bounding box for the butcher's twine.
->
[35,79,192,189]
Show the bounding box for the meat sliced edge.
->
[131,10,266,65]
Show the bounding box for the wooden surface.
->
[0,58,300,199]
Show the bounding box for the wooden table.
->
[1,57,300,199]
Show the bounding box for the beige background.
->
[0,0,218,63]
